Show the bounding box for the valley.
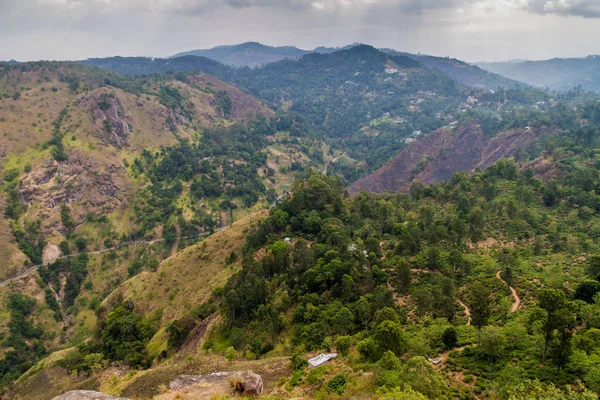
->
[0,43,600,400]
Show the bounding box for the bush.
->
[290,352,308,370]
[75,237,87,252]
[335,335,352,357]
[326,373,348,395]
[225,346,236,361]
[306,365,327,385]
[4,168,19,182]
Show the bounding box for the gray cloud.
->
[0,0,599,62]
[526,0,600,18]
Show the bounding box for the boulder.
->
[235,370,263,396]
[42,242,62,264]
[52,391,129,400]
[168,370,263,397]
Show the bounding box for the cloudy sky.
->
[0,0,598,62]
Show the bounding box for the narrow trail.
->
[435,345,475,366]
[171,224,182,256]
[322,152,347,175]
[496,270,520,313]
[0,229,219,288]
[458,299,472,326]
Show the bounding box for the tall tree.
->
[538,288,566,363]
[470,282,492,341]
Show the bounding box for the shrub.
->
[326,373,347,396]
[290,352,308,370]
[225,346,235,361]
[306,365,327,385]
[335,335,352,357]
[4,168,19,182]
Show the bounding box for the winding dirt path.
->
[458,299,472,325]
[496,270,520,313]
[0,229,220,287]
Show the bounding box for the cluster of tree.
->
[132,115,317,236]
[38,254,89,309]
[77,300,157,369]
[191,161,600,397]
[0,294,46,389]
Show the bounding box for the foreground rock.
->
[52,391,129,400]
[158,370,263,399]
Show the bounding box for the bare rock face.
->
[162,371,263,399]
[42,242,62,264]
[52,391,129,400]
[18,149,131,235]
[75,91,132,147]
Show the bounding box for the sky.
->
[0,0,598,62]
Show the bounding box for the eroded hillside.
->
[349,123,549,195]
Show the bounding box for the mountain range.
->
[1,43,600,400]
[477,55,600,92]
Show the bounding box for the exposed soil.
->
[458,299,472,325]
[496,270,521,313]
[349,123,548,195]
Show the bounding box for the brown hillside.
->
[349,123,547,195]
[0,64,274,278]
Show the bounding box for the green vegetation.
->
[184,160,600,398]
[0,294,46,388]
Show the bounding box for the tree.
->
[574,280,600,304]
[442,326,458,349]
[374,320,406,357]
[550,304,577,371]
[75,237,87,252]
[587,254,600,280]
[468,208,485,243]
[538,288,566,363]
[480,326,505,379]
[60,204,75,236]
[399,356,447,398]
[413,287,433,317]
[395,258,412,293]
[470,283,491,340]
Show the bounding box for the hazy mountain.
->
[172,42,310,67]
[400,52,522,90]
[477,55,600,92]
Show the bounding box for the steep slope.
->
[5,212,270,400]
[0,63,274,279]
[478,55,600,92]
[349,123,547,195]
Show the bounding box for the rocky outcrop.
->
[159,371,263,399]
[75,92,132,147]
[18,149,131,234]
[52,391,128,400]
[42,242,62,264]
[349,123,547,195]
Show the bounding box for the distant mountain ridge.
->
[173,42,309,67]
[477,55,600,92]
[170,42,521,90]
